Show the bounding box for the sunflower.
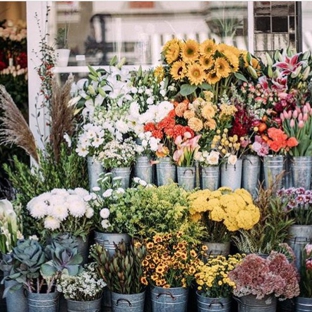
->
[200,39,216,57]
[154,65,165,82]
[181,39,200,63]
[170,60,187,80]
[187,63,205,85]
[215,57,232,78]
[222,51,239,72]
[199,55,214,70]
[206,70,221,85]
[164,39,181,64]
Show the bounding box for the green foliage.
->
[90,240,146,294]
[3,143,88,238]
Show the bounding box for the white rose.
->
[228,154,238,165]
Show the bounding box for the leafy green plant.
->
[55,26,69,49]
[90,240,146,294]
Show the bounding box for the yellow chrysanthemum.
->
[200,39,216,57]
[181,39,200,63]
[206,70,221,84]
[170,60,187,80]
[188,117,203,132]
[201,103,216,119]
[187,63,205,85]
[154,65,165,82]
[214,57,232,78]
[199,55,214,70]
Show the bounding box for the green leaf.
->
[179,84,197,96]
[234,72,248,82]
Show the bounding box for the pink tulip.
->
[298,120,305,128]
[303,113,309,122]
[290,119,295,128]
[280,113,285,122]
[292,109,298,119]
[283,111,291,119]
[298,113,303,121]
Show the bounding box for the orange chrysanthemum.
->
[204,119,217,130]
[184,110,195,119]
[170,60,187,80]
[199,39,216,57]
[188,117,203,132]
[181,39,200,63]
[187,63,205,85]
[214,57,232,78]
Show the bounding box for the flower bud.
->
[291,65,302,78]
[266,52,273,66]
[280,113,284,122]
[290,119,295,128]
[267,66,273,78]
[298,120,305,128]
[303,113,309,122]
[293,109,298,119]
[247,65,258,79]
[302,66,311,81]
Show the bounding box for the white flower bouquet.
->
[98,138,139,169]
[57,262,106,301]
[26,188,94,240]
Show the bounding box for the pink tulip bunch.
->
[172,133,201,167]
[281,102,312,156]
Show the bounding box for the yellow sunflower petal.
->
[181,39,200,63]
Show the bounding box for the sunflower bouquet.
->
[188,187,260,243]
[154,38,260,103]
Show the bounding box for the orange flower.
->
[287,137,299,148]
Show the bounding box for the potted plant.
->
[228,247,300,311]
[296,243,312,310]
[57,262,106,311]
[232,181,295,255]
[194,253,244,312]
[188,187,260,256]
[26,187,93,263]
[140,231,204,312]
[55,26,70,67]
[3,237,83,312]
[90,240,146,312]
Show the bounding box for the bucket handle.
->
[208,299,224,308]
[182,168,194,175]
[116,298,132,306]
[156,291,176,300]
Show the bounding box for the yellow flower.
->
[170,60,187,80]
[181,39,200,63]
[184,109,195,119]
[214,57,232,78]
[204,119,217,130]
[163,39,181,64]
[154,65,165,82]
[223,50,239,72]
[206,70,221,85]
[188,117,203,132]
[199,39,216,57]
[187,63,205,85]
[200,55,214,70]
[201,103,216,119]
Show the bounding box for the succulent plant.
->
[90,240,146,294]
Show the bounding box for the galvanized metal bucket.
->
[111,167,131,189]
[220,159,242,190]
[134,156,153,184]
[196,292,231,312]
[156,157,176,186]
[201,242,231,257]
[177,166,196,191]
[263,155,285,190]
[27,291,59,312]
[234,294,276,312]
[151,286,188,312]
[296,297,312,311]
[200,166,220,191]
[66,297,102,312]
[87,156,105,191]
[242,155,260,198]
[290,156,312,189]
[4,280,28,312]
[111,291,145,312]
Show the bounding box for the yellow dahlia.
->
[206,70,221,85]
[215,57,232,78]
[187,63,205,85]
[188,117,203,132]
[199,39,216,57]
[170,60,187,80]
[181,39,200,63]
